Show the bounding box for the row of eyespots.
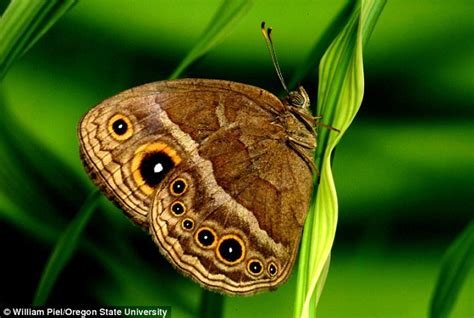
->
[248,259,278,277]
[169,178,189,223]
[169,178,194,230]
[196,227,278,278]
[108,116,279,279]
[168,177,279,278]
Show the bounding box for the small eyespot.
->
[108,114,133,141]
[247,259,263,276]
[170,201,185,216]
[216,235,245,265]
[268,262,278,277]
[170,178,187,196]
[112,118,127,135]
[195,227,217,249]
[182,218,194,230]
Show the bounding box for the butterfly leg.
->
[292,108,341,133]
[286,136,318,174]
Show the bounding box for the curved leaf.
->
[294,1,386,317]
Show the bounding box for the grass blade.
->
[168,0,251,79]
[32,190,101,306]
[294,1,386,317]
[429,219,474,318]
[0,0,78,80]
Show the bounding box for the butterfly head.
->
[287,86,310,109]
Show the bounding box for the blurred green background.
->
[0,1,472,317]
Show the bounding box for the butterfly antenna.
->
[261,21,289,94]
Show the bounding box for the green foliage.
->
[294,1,385,317]
[0,1,472,318]
[33,190,101,306]
[169,0,251,80]
[430,220,474,318]
[0,0,78,79]
[288,1,355,91]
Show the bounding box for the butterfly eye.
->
[108,114,133,141]
[247,259,263,276]
[195,227,217,249]
[217,234,245,265]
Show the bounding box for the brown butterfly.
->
[78,22,318,295]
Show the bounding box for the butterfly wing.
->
[79,84,184,225]
[79,79,314,294]
[142,79,315,294]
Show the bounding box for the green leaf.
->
[294,1,386,317]
[32,190,101,306]
[0,0,77,80]
[168,0,251,80]
[429,219,474,318]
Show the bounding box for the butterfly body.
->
[78,78,316,295]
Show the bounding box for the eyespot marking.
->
[131,142,182,195]
[170,201,186,216]
[268,262,278,277]
[108,114,133,141]
[170,178,187,196]
[182,218,194,231]
[247,259,264,276]
[195,227,217,249]
[216,234,245,265]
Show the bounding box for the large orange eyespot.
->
[131,142,182,195]
[195,227,217,249]
[108,114,133,141]
[216,234,245,265]
[247,259,264,276]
